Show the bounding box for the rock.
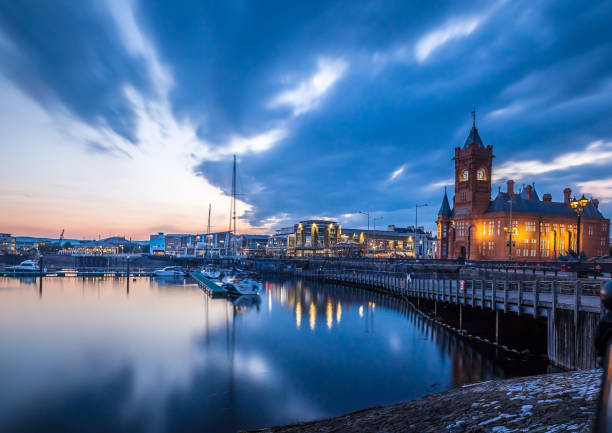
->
[251,369,602,433]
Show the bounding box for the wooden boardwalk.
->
[297,269,602,317]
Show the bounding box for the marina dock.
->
[190,272,227,297]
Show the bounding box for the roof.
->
[485,191,606,219]
[463,125,484,148]
[438,190,452,215]
[518,186,540,201]
[238,234,270,239]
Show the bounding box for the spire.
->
[463,109,484,149]
[438,187,452,216]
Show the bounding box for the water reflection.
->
[0,276,549,433]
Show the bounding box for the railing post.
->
[503,280,508,313]
[533,280,538,318]
[471,280,475,306]
[481,280,485,308]
[492,280,496,311]
[456,279,460,304]
[517,280,522,316]
[551,280,557,321]
[574,280,580,328]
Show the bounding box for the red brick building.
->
[436,122,610,261]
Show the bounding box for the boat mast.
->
[206,203,211,258]
[228,154,237,257]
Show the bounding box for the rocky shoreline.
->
[251,369,602,433]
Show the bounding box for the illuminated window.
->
[525,221,536,232]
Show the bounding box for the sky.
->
[1,0,612,240]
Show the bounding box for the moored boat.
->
[223,277,262,295]
[152,266,185,278]
[6,260,44,273]
[201,266,221,280]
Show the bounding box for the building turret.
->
[436,188,453,259]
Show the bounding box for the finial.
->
[472,107,476,127]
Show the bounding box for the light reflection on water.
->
[0,276,547,433]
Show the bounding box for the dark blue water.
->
[0,276,546,432]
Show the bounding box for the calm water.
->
[0,276,547,433]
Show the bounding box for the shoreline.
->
[249,369,601,433]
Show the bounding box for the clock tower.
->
[453,117,493,219]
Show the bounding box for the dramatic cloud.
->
[2,0,612,237]
[415,18,481,63]
[494,141,612,182]
[269,58,348,116]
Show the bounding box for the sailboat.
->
[222,154,262,296]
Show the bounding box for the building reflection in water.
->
[265,277,546,388]
[309,301,316,330]
[295,301,302,329]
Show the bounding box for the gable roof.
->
[485,191,606,219]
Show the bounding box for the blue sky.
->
[1,0,612,239]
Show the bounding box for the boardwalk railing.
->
[295,268,603,317]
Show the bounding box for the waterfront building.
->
[148,232,197,257]
[266,227,294,257]
[0,233,15,252]
[72,240,119,255]
[234,234,269,256]
[149,233,166,255]
[293,220,342,257]
[436,120,610,260]
[340,226,436,258]
[196,231,233,257]
[265,221,436,258]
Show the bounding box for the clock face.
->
[462,170,469,180]
[476,169,485,180]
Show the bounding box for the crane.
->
[58,229,64,249]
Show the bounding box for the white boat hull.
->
[224,279,262,296]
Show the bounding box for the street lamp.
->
[414,203,428,259]
[570,194,589,258]
[373,216,383,230]
[358,211,370,230]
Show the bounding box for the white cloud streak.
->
[493,140,612,182]
[576,178,612,203]
[414,19,481,63]
[269,58,348,116]
[389,164,408,181]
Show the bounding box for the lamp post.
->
[358,211,370,230]
[373,216,383,230]
[506,199,514,260]
[415,203,428,230]
[415,203,428,259]
[570,194,589,258]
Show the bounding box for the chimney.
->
[543,193,552,202]
[563,188,571,205]
[593,198,599,209]
[507,180,515,198]
[525,184,532,200]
